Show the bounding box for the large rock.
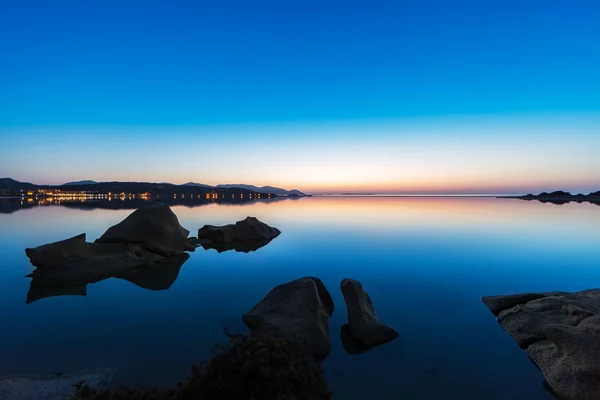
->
[340,279,398,351]
[25,233,162,271]
[96,202,193,256]
[482,289,600,400]
[198,216,280,245]
[242,277,334,360]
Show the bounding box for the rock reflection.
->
[26,253,190,304]
[200,238,275,253]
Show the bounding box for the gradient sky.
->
[1,1,599,194]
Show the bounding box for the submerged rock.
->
[198,216,280,245]
[340,279,398,352]
[481,289,600,400]
[242,277,334,360]
[96,202,193,256]
[0,368,116,400]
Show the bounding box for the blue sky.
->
[1,1,599,193]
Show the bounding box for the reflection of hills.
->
[26,253,189,304]
[0,197,291,214]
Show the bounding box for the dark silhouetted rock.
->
[340,324,370,355]
[25,233,163,271]
[482,292,566,316]
[340,279,398,351]
[96,202,193,256]
[242,277,334,360]
[481,289,600,400]
[198,216,280,244]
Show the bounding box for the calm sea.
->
[1,196,599,399]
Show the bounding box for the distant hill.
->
[1,178,304,197]
[502,190,600,205]
[0,178,37,190]
[182,182,213,188]
[217,184,305,196]
[62,180,98,186]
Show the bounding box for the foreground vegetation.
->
[71,330,331,400]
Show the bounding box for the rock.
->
[25,233,163,271]
[198,216,280,244]
[340,279,398,351]
[482,293,550,316]
[481,289,600,400]
[0,368,116,400]
[340,324,370,355]
[96,202,193,256]
[242,277,334,360]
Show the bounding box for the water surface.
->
[1,197,599,399]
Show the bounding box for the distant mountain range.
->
[0,178,306,197]
[61,180,305,196]
[216,184,305,197]
[181,182,214,189]
[0,178,37,190]
[62,180,98,186]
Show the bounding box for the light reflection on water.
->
[1,197,599,399]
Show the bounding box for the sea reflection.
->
[0,195,288,215]
[1,196,599,399]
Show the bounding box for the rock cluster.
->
[482,290,600,400]
[242,277,398,360]
[24,204,281,302]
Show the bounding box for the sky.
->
[1,0,599,194]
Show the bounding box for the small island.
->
[500,190,600,205]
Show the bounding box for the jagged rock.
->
[482,292,567,316]
[198,216,280,244]
[96,202,193,256]
[242,277,334,360]
[0,368,116,400]
[482,289,600,400]
[340,279,398,351]
[25,233,163,271]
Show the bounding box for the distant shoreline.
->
[311,194,512,198]
[497,190,600,205]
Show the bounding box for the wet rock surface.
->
[340,278,398,352]
[95,202,193,256]
[242,277,334,360]
[482,289,600,400]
